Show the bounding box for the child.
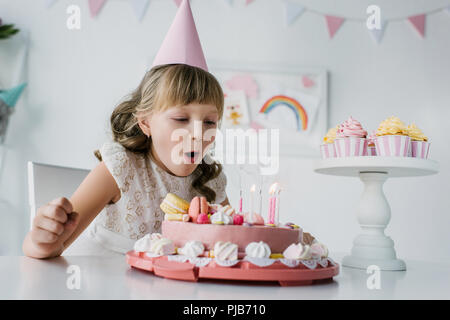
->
[22,0,229,258]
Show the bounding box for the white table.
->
[1,254,449,299]
[315,157,439,271]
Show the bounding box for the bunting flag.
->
[408,14,426,38]
[325,15,345,39]
[0,83,27,108]
[130,0,150,21]
[369,20,387,44]
[88,0,107,17]
[284,0,305,26]
[42,1,450,42]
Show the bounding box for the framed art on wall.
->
[210,61,328,158]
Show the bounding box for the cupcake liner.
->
[374,135,410,157]
[334,137,367,157]
[367,146,377,156]
[410,140,431,159]
[320,143,336,159]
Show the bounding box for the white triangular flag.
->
[130,0,150,21]
[45,0,58,8]
[284,0,305,26]
[224,0,233,6]
[369,20,387,44]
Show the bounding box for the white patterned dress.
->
[67,141,227,256]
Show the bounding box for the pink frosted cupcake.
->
[366,131,377,156]
[334,117,368,157]
[320,126,338,159]
[407,123,430,159]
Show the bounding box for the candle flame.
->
[269,183,278,195]
[250,184,256,192]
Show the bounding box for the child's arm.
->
[22,161,120,259]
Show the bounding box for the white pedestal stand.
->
[315,157,439,271]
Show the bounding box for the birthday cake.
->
[131,192,330,263]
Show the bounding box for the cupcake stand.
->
[315,156,439,271]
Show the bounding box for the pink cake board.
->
[126,251,339,287]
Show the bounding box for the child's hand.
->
[30,197,80,256]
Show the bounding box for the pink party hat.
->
[152,0,208,71]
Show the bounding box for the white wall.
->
[0,0,449,262]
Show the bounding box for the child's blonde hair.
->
[95,64,225,202]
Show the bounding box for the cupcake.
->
[320,126,338,159]
[407,123,430,159]
[366,131,377,156]
[334,117,368,157]
[374,116,410,157]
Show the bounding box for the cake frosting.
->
[323,126,338,144]
[177,240,205,258]
[376,116,408,136]
[407,123,428,141]
[337,116,367,138]
[214,241,238,261]
[162,221,302,253]
[245,241,271,259]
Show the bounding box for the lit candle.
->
[268,183,277,225]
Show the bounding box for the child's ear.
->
[137,117,152,137]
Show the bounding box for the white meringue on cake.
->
[178,240,205,258]
[149,238,175,256]
[283,243,312,260]
[210,211,233,225]
[310,240,328,259]
[213,241,238,261]
[217,204,235,217]
[134,233,163,252]
[245,241,271,259]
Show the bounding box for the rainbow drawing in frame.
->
[259,95,308,132]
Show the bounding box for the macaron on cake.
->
[407,123,430,159]
[334,116,368,157]
[374,116,410,157]
[320,126,338,159]
[160,193,190,222]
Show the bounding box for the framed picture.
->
[210,61,328,158]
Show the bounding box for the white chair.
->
[27,161,90,230]
[27,161,94,255]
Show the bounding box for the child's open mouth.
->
[183,151,200,164]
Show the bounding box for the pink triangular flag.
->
[174,0,182,7]
[88,0,107,17]
[408,14,425,38]
[246,0,255,5]
[152,0,208,71]
[325,15,345,39]
[302,76,315,88]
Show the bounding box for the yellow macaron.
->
[160,193,190,215]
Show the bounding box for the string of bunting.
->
[44,0,450,42]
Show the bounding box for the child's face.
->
[140,103,219,177]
